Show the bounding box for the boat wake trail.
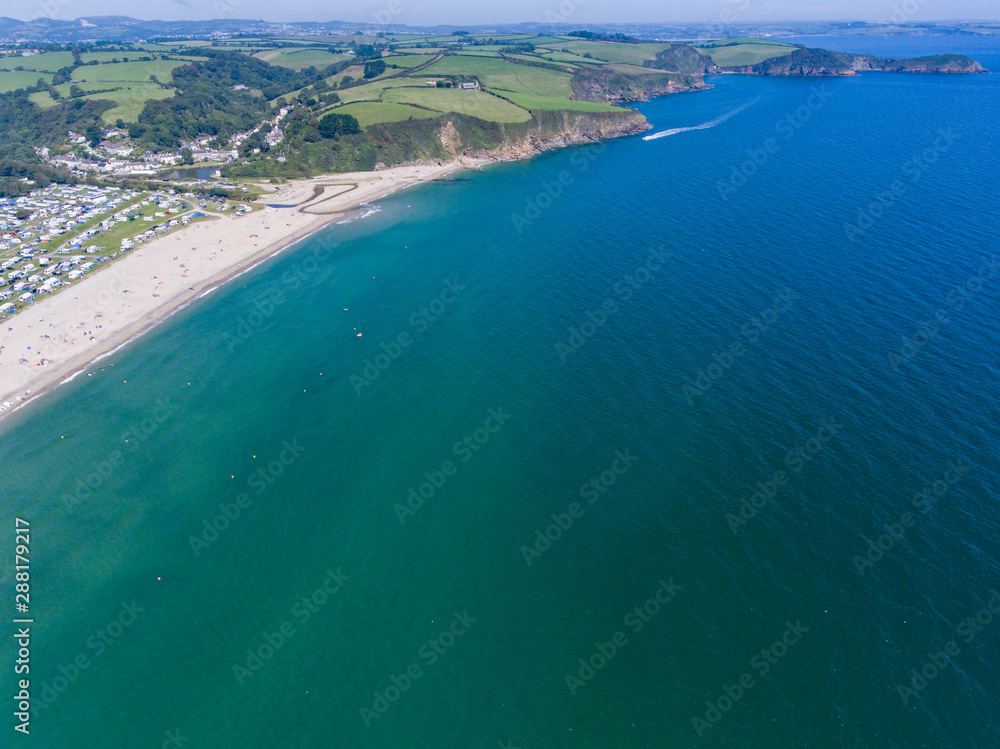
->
[643,98,761,141]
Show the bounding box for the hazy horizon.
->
[3,0,999,27]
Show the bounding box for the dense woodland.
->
[0,92,107,196]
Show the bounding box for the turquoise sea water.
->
[2,37,1000,748]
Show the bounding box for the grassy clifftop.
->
[225,107,648,178]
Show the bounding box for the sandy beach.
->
[0,159,480,421]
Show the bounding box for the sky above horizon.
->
[6,0,999,26]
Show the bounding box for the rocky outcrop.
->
[726,46,988,76]
[645,44,718,75]
[619,75,711,101]
[854,54,988,73]
[573,69,709,103]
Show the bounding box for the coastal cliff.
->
[225,71,663,179]
[852,53,988,73]
[726,46,988,75]
[223,42,987,181]
[572,69,710,103]
[225,106,651,179]
[456,109,650,162]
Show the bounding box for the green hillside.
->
[0,34,708,193]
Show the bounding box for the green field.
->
[328,65,365,84]
[515,35,576,45]
[604,63,665,74]
[536,41,671,66]
[71,60,185,83]
[0,69,53,93]
[332,101,439,127]
[253,48,347,70]
[383,87,531,122]
[495,91,621,112]
[538,50,602,65]
[410,53,629,113]
[323,78,428,106]
[163,55,211,64]
[387,34,437,42]
[204,45,271,54]
[328,34,382,44]
[52,81,110,96]
[392,47,449,55]
[79,52,156,64]
[420,55,575,99]
[28,91,57,108]
[448,49,509,57]
[50,81,178,122]
[275,63,368,104]
[98,85,179,122]
[503,53,581,70]
[696,43,796,67]
[269,37,339,45]
[0,51,76,72]
[5,37,678,129]
[384,55,438,69]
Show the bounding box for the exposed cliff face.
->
[572,69,709,103]
[452,109,651,163]
[729,46,858,75]
[346,107,651,174]
[626,76,711,101]
[726,46,988,76]
[853,54,988,73]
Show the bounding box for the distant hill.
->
[0,16,998,44]
[77,16,144,24]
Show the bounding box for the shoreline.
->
[0,158,484,425]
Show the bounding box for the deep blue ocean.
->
[2,35,999,748]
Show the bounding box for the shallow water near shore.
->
[2,37,1000,748]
